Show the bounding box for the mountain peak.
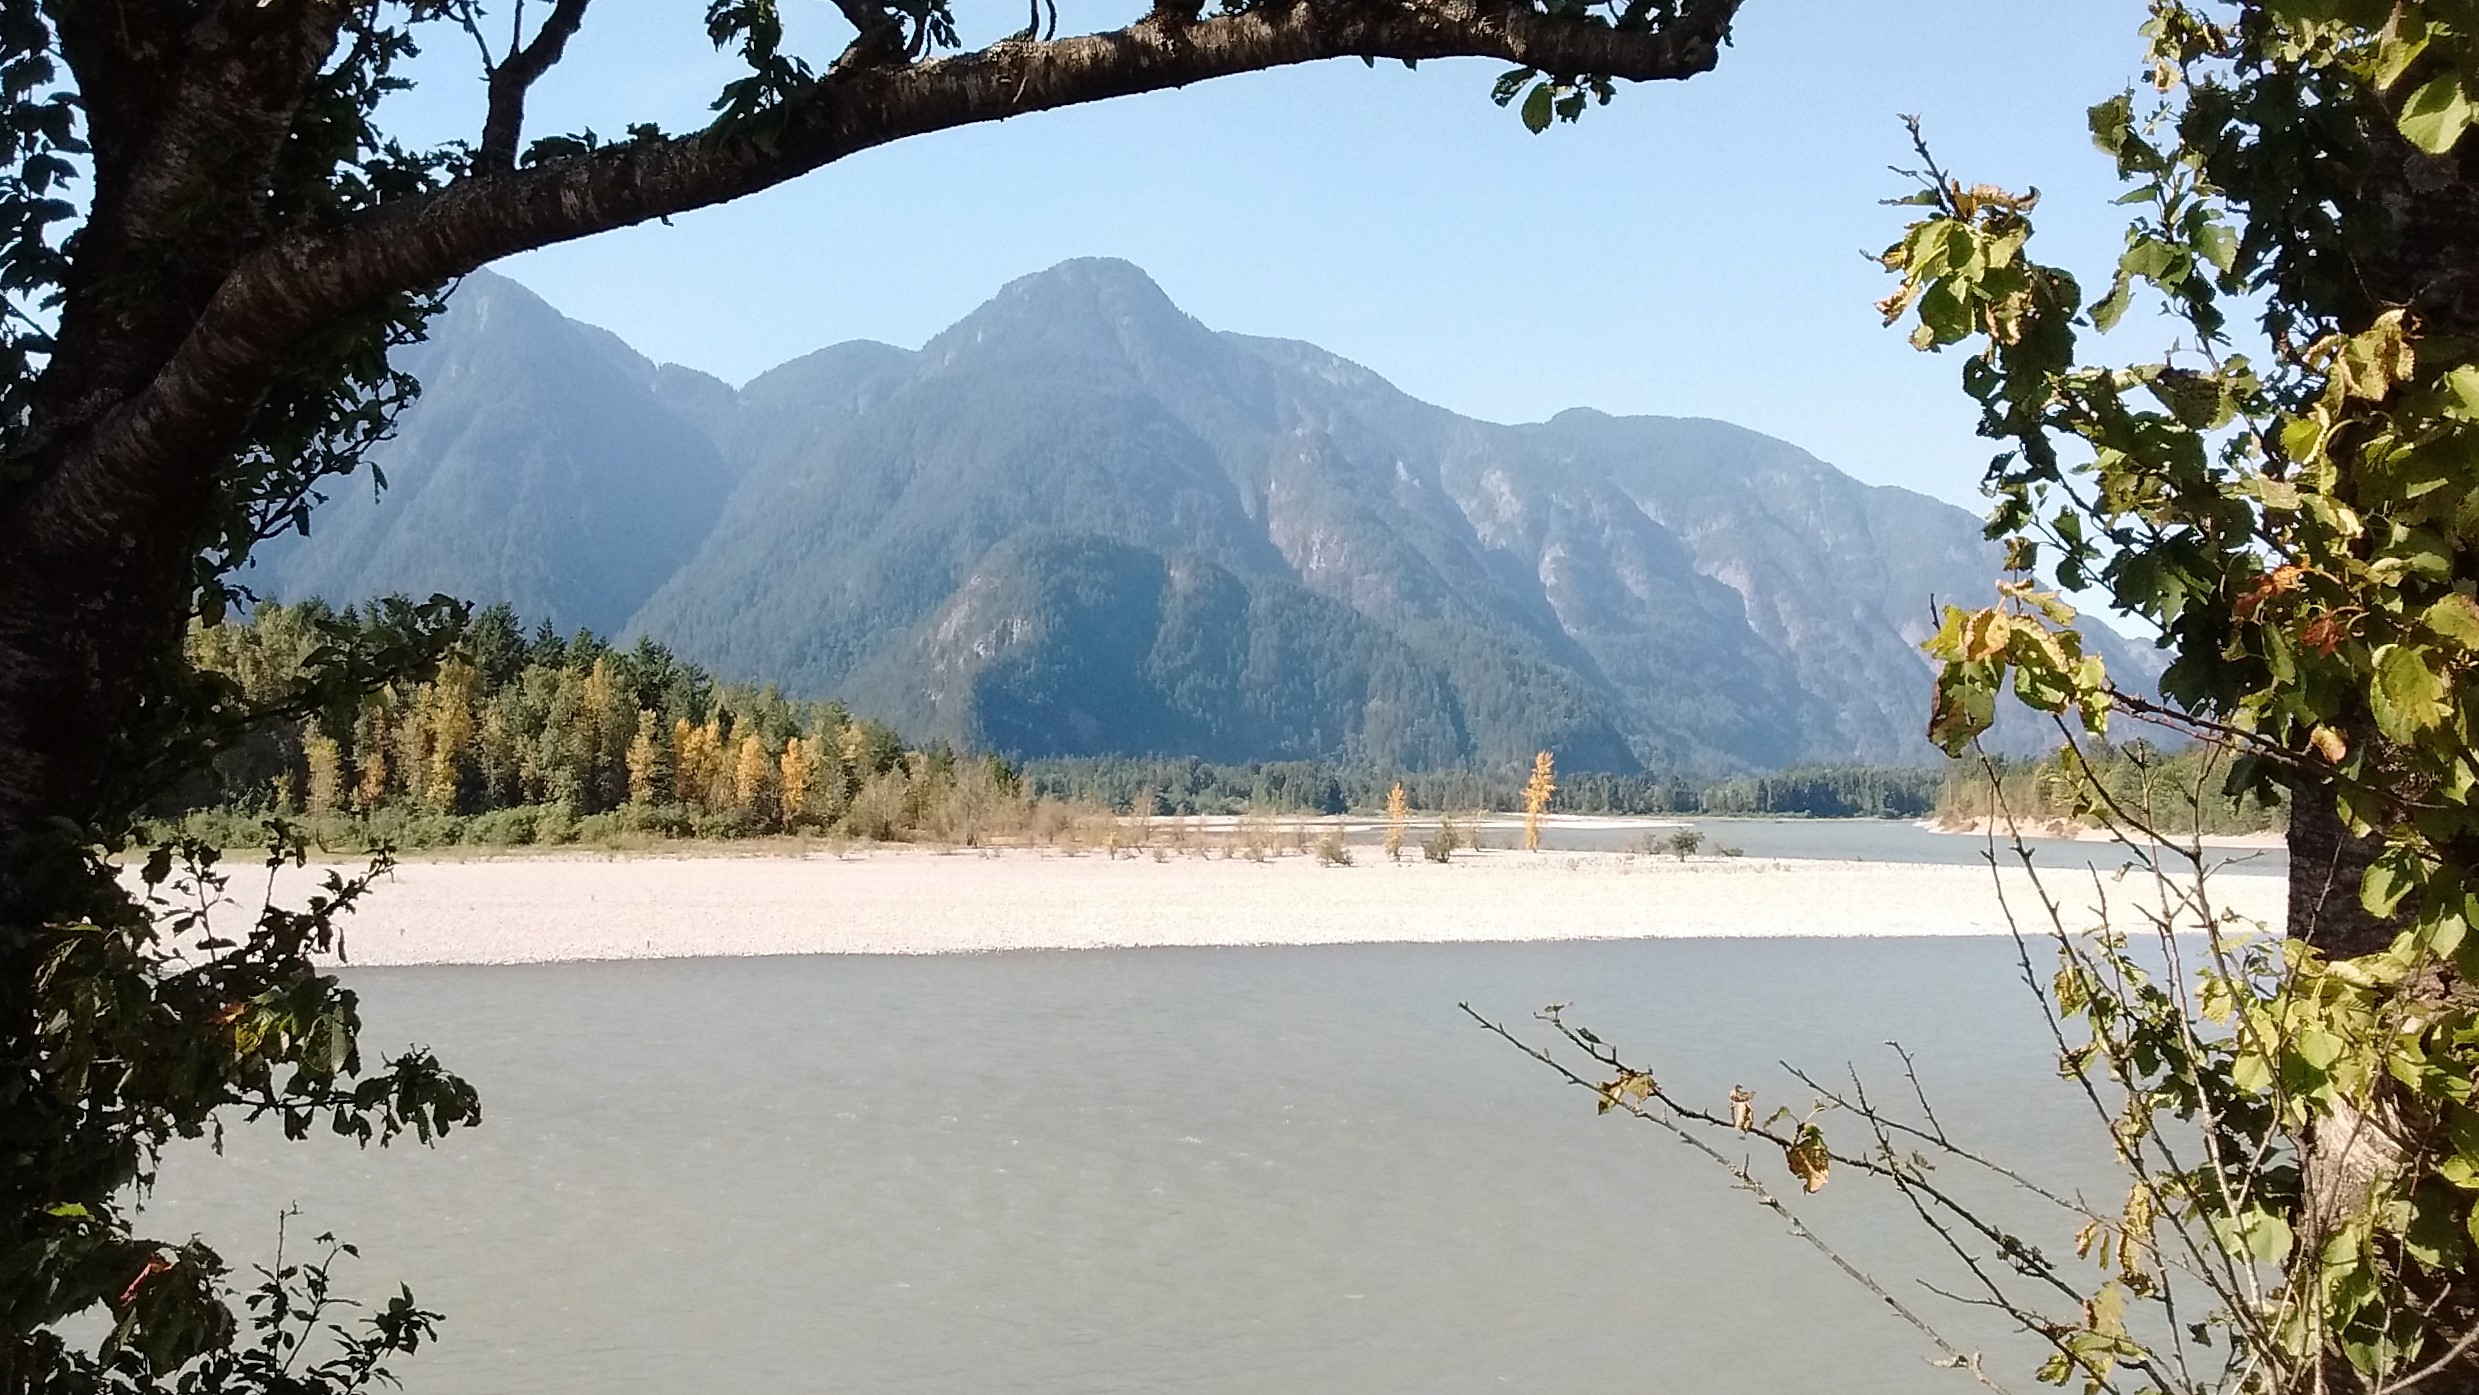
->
[1000,256,1178,312]
[920,257,1214,378]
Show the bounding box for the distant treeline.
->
[1016,757,1946,819]
[1931,742,2288,838]
[165,601,1047,849]
[168,601,2269,851]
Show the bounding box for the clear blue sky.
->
[385,0,2154,511]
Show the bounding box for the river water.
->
[143,932,2142,1394]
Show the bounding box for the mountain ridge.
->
[253,259,2150,772]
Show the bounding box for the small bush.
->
[463,806,540,846]
[1666,828,1706,860]
[1314,831,1354,867]
[689,807,754,841]
[1422,823,1461,864]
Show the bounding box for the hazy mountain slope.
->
[633,262,1811,768]
[256,258,2144,771]
[252,272,737,635]
[835,532,1497,768]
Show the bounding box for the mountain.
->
[250,261,2152,772]
[252,274,741,636]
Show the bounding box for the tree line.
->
[1928,741,2289,839]
[170,601,1987,848]
[1018,755,1951,820]
[177,603,2298,850]
[169,600,1031,848]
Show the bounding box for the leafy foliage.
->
[1828,2,2479,1387]
[170,602,1978,847]
[5,830,478,1388]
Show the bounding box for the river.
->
[145,932,2137,1393]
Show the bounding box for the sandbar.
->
[158,846,2294,967]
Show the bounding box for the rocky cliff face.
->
[253,259,2153,772]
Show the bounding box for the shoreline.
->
[1912,816,2286,849]
[156,810,1699,865]
[155,844,2293,967]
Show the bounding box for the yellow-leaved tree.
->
[302,727,342,817]
[733,734,773,824]
[422,657,478,814]
[1522,751,1556,852]
[779,736,813,829]
[1384,782,1409,861]
[670,717,703,811]
[625,709,662,806]
[351,704,390,812]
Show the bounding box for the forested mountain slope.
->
[253,261,2153,772]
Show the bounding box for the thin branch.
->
[476,0,595,172]
[2373,1315,2479,1394]
[1461,1004,2017,1394]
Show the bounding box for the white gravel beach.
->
[175,846,2293,967]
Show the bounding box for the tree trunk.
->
[2287,780,2398,959]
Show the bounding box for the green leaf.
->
[1927,662,1997,756]
[2372,643,2453,743]
[2399,73,2476,154]
[2364,845,2425,917]
[2087,1280,2128,1334]
[2087,92,2133,155]
[2194,221,2239,275]
[2091,272,2134,332]
[2375,27,2434,89]
[2444,366,2479,420]
[2241,1209,2293,1264]
[2423,912,2469,958]
[1519,82,1553,135]
[2425,594,2479,650]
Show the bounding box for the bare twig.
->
[1461,1003,2020,1395]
